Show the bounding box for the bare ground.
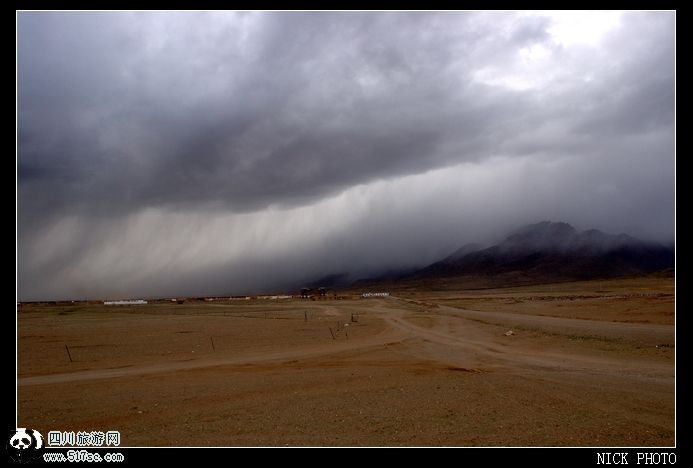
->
[17,277,675,446]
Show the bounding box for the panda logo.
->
[7,428,43,463]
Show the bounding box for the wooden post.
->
[65,345,73,363]
[304,310,307,322]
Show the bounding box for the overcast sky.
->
[17,11,675,300]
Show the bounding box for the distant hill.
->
[352,221,674,290]
[304,273,352,289]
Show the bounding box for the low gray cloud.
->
[17,11,675,300]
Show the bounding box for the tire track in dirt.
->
[384,295,673,344]
[19,299,673,387]
[19,325,405,386]
[374,300,673,378]
[433,304,674,345]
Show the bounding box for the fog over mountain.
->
[17,11,674,300]
[401,221,674,285]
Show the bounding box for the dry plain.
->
[17,276,675,446]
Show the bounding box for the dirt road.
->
[18,280,675,446]
[431,302,673,345]
[19,322,404,386]
[20,298,672,384]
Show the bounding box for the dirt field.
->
[17,277,675,446]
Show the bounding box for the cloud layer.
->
[17,11,675,300]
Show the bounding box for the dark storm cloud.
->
[18,12,540,216]
[17,11,675,300]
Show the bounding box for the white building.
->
[361,292,390,298]
[103,299,148,305]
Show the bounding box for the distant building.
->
[103,299,148,305]
[255,295,291,300]
[361,292,390,298]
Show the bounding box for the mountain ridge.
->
[349,221,674,290]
